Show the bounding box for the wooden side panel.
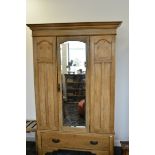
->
[93,63,102,131]
[109,135,114,155]
[101,63,111,132]
[33,37,59,130]
[38,63,46,128]
[90,35,115,133]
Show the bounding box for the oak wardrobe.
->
[27,21,122,155]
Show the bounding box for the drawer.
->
[41,132,110,151]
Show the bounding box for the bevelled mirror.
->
[59,38,88,129]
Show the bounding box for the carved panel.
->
[37,63,58,130]
[36,37,56,63]
[94,38,112,61]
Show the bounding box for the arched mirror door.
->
[57,36,89,131]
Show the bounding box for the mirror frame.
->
[57,36,90,132]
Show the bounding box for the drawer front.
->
[41,132,110,151]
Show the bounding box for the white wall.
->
[26,0,129,146]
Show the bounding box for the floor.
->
[26,142,121,155]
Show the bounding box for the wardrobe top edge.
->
[27,21,122,30]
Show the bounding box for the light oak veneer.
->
[27,21,122,155]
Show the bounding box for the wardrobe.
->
[27,21,122,155]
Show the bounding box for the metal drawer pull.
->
[90,140,98,145]
[52,138,60,143]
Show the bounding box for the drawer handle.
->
[52,138,60,143]
[90,140,98,145]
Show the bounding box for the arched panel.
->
[36,38,55,63]
[94,39,112,61]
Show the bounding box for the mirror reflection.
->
[60,41,86,127]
